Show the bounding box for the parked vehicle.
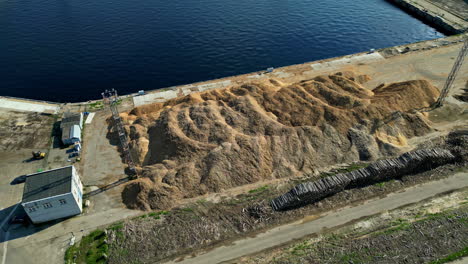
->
[32,151,46,159]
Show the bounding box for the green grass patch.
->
[373,218,411,235]
[147,210,170,219]
[196,198,208,205]
[339,163,368,172]
[421,212,457,222]
[225,185,274,206]
[116,248,129,257]
[64,229,108,264]
[315,163,369,180]
[339,248,378,263]
[373,210,465,237]
[88,101,104,111]
[339,252,373,263]
[224,198,242,206]
[109,221,124,231]
[115,230,124,240]
[79,122,86,144]
[453,166,467,173]
[290,241,313,256]
[386,222,410,234]
[414,211,424,219]
[375,182,386,187]
[248,185,269,194]
[328,232,343,241]
[430,246,468,264]
[374,179,397,188]
[49,114,60,146]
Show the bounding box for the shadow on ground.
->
[84,177,130,198]
[51,120,66,149]
[0,204,66,243]
[10,175,27,185]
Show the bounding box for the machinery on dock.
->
[416,35,468,112]
[31,151,46,160]
[374,34,467,130]
[102,89,137,178]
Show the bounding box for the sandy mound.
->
[117,72,440,210]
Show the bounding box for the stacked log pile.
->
[270,148,456,211]
[447,130,468,162]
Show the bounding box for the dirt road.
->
[167,172,468,264]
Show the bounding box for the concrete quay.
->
[128,33,466,108]
[0,97,60,114]
[387,0,468,34]
[0,34,465,114]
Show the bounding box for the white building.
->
[21,165,83,224]
[61,112,83,145]
[70,124,82,143]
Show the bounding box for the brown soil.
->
[0,111,54,150]
[117,72,440,210]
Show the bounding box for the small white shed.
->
[70,125,81,143]
[61,112,83,145]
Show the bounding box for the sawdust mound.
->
[119,72,439,210]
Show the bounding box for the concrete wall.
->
[78,112,84,129]
[387,0,464,34]
[71,166,83,211]
[22,192,82,224]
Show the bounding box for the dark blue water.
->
[0,0,444,102]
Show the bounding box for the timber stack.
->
[270,148,456,211]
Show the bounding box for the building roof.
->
[22,166,73,203]
[70,125,81,141]
[62,124,73,142]
[60,112,81,129]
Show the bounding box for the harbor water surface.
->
[0,0,445,102]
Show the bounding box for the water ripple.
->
[0,0,445,101]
